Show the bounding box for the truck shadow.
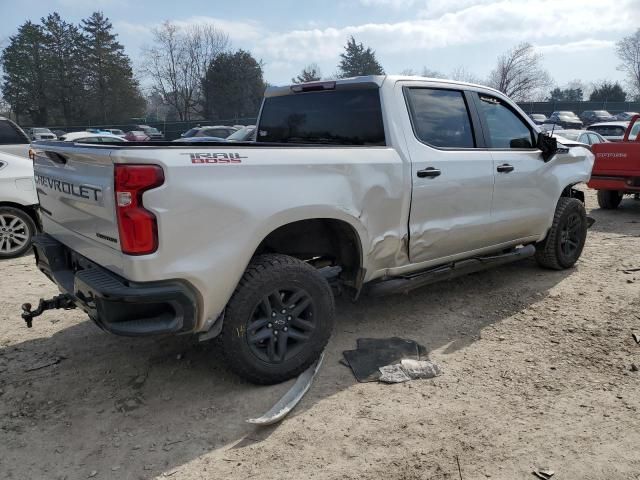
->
[587,196,640,235]
[0,258,574,479]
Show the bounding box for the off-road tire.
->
[597,190,622,210]
[220,254,335,384]
[0,206,36,259]
[535,197,587,270]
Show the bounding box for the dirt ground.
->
[1,189,640,480]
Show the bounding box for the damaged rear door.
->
[400,84,495,264]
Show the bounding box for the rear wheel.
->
[0,206,36,259]
[220,254,335,384]
[535,197,587,270]
[597,190,622,210]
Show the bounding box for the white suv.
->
[0,151,38,258]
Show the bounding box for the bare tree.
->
[141,21,229,120]
[616,29,640,98]
[488,43,552,102]
[292,63,322,83]
[449,66,483,85]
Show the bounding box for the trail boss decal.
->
[185,152,247,164]
[34,173,102,202]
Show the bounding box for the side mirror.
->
[537,133,558,162]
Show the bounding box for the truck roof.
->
[265,75,502,98]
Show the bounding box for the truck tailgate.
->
[592,142,640,175]
[33,144,120,250]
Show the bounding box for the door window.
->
[404,88,475,148]
[477,95,535,149]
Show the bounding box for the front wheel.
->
[0,206,36,259]
[535,197,587,270]
[220,254,335,384]
[597,190,622,210]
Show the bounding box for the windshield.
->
[227,126,255,141]
[595,111,611,116]
[556,131,580,141]
[182,128,199,138]
[33,128,51,133]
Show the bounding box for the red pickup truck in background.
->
[589,115,640,209]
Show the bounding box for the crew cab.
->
[27,76,593,384]
[589,114,640,209]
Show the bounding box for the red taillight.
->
[114,164,164,255]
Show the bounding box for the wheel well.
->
[0,202,40,229]
[561,185,585,204]
[254,219,363,293]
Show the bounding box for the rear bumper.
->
[33,234,198,336]
[588,174,640,192]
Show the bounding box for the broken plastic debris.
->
[379,364,411,383]
[400,359,443,379]
[532,468,555,479]
[247,351,324,426]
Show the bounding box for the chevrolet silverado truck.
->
[26,76,593,384]
[589,114,640,209]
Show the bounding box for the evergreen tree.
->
[1,21,49,124]
[337,36,384,78]
[41,12,85,125]
[292,63,322,83]
[81,12,144,123]
[202,50,264,121]
[548,87,583,102]
[589,81,627,102]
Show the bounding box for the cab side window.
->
[476,95,535,149]
[405,88,475,148]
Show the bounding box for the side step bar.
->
[366,245,536,297]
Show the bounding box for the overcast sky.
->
[2,0,640,89]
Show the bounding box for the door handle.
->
[497,164,514,173]
[417,167,441,178]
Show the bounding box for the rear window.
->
[588,125,626,137]
[258,89,385,145]
[0,119,29,145]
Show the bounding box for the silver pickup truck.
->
[26,76,593,384]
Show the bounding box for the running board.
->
[366,245,536,297]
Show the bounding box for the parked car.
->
[547,111,583,129]
[129,125,164,140]
[104,129,126,138]
[539,123,563,133]
[51,129,67,138]
[616,111,639,121]
[587,121,630,142]
[588,115,640,209]
[225,125,256,142]
[181,125,238,139]
[28,128,57,141]
[0,116,30,157]
[172,136,226,143]
[124,131,150,142]
[0,151,38,259]
[553,129,608,150]
[528,113,548,125]
[59,132,128,143]
[26,75,593,384]
[580,110,616,126]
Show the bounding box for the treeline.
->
[1,12,145,126]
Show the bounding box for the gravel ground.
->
[1,189,639,480]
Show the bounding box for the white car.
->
[28,128,57,141]
[59,132,128,143]
[0,151,38,258]
[587,121,631,142]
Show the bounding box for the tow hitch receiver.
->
[21,294,76,328]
